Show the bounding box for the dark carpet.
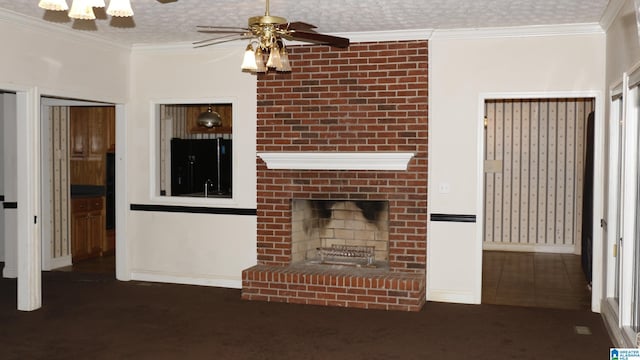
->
[0,271,612,360]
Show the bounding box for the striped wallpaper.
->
[483,98,594,251]
[49,106,70,259]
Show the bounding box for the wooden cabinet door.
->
[71,199,89,262]
[187,104,233,134]
[87,210,104,257]
[87,197,105,256]
[105,107,116,152]
[70,108,88,160]
[87,108,106,160]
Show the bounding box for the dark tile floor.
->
[482,251,592,310]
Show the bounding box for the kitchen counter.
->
[70,185,105,198]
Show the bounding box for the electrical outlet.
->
[438,183,450,194]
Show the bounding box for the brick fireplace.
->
[242,40,429,311]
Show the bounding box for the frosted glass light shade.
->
[278,46,291,72]
[241,45,257,72]
[107,0,134,17]
[68,0,96,20]
[88,0,106,7]
[255,48,267,73]
[38,0,69,11]
[266,44,282,69]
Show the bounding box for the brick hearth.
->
[243,40,429,311]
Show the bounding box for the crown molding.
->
[329,29,433,43]
[431,23,604,40]
[0,7,130,51]
[599,0,626,32]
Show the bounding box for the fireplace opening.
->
[291,199,389,268]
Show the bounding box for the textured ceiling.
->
[0,0,611,46]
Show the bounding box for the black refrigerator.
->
[170,138,232,196]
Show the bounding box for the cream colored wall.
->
[428,32,606,303]
[127,45,257,287]
[0,14,129,103]
[606,0,640,84]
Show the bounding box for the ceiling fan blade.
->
[197,25,250,31]
[278,21,317,31]
[193,34,252,48]
[284,31,350,48]
[197,29,248,34]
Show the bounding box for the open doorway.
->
[40,98,116,276]
[0,91,17,279]
[481,97,594,310]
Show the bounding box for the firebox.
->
[291,199,389,268]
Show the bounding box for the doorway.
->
[481,97,595,309]
[40,99,116,276]
[0,91,17,278]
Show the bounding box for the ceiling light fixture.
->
[38,0,69,11]
[241,40,291,73]
[38,0,133,19]
[195,0,348,74]
[196,106,223,128]
[68,0,96,20]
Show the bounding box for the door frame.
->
[0,82,41,311]
[476,91,604,312]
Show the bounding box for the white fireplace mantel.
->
[257,152,415,171]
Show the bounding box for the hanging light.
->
[255,47,267,73]
[241,43,258,72]
[38,0,69,11]
[68,0,96,20]
[278,44,291,72]
[266,42,282,69]
[107,0,134,17]
[196,105,223,128]
[88,0,105,7]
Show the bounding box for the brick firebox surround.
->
[242,40,428,311]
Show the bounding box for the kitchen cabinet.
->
[71,196,105,262]
[105,107,116,152]
[70,107,106,160]
[186,104,233,134]
[69,106,115,185]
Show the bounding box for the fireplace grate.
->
[316,245,375,267]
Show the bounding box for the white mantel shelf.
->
[257,152,415,171]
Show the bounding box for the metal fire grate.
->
[316,244,376,267]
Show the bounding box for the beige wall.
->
[0,14,129,103]
[428,32,606,303]
[127,45,257,287]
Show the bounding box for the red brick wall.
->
[256,40,428,273]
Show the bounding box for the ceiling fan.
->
[193,0,349,73]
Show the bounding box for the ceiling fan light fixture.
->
[278,45,291,72]
[68,0,96,20]
[38,0,69,11]
[241,44,258,72]
[266,44,282,69]
[255,47,267,73]
[106,0,134,17]
[88,0,106,8]
[197,106,223,128]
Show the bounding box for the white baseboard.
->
[427,289,479,304]
[130,271,242,289]
[44,255,71,271]
[3,265,17,278]
[601,298,637,348]
[483,242,576,254]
